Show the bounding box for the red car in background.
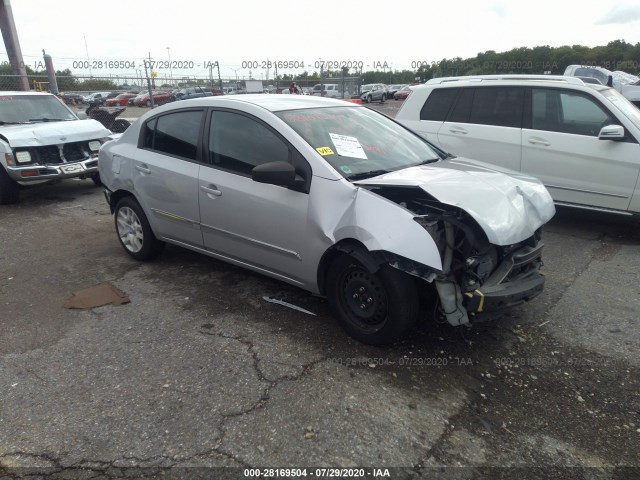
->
[393,85,413,100]
[134,91,172,107]
[105,93,138,106]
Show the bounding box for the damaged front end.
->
[366,185,546,326]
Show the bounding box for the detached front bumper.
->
[463,273,545,320]
[6,155,99,184]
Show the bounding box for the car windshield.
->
[601,87,640,128]
[0,94,77,124]
[275,106,441,179]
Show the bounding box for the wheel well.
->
[317,239,381,296]
[109,189,137,213]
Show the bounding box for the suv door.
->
[521,87,640,211]
[436,86,524,171]
[198,109,313,285]
[134,109,205,247]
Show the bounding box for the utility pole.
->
[144,53,154,108]
[0,0,29,90]
[216,61,223,94]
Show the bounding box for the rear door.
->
[133,109,205,248]
[436,86,524,171]
[521,87,640,210]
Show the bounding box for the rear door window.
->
[468,87,524,128]
[420,88,459,121]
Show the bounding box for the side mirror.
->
[252,161,298,186]
[598,124,625,141]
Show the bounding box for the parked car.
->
[564,65,640,107]
[360,84,387,103]
[0,91,113,204]
[105,93,138,107]
[394,85,412,100]
[387,84,405,98]
[172,87,215,101]
[99,95,554,345]
[396,74,640,215]
[134,91,171,107]
[310,83,342,98]
[82,91,111,104]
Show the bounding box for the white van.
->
[311,84,341,98]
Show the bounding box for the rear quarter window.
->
[419,88,459,121]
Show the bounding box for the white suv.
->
[396,75,640,215]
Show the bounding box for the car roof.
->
[157,94,358,112]
[415,75,612,92]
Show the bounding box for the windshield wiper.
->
[0,121,26,125]
[347,169,390,181]
[28,118,69,122]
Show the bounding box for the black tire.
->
[110,119,130,133]
[146,99,151,107]
[381,94,386,103]
[326,254,419,345]
[0,167,20,204]
[114,196,165,261]
[90,173,102,186]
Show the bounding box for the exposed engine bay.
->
[364,185,545,326]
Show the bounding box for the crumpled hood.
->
[355,157,556,246]
[0,119,111,147]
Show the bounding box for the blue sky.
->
[2,0,640,80]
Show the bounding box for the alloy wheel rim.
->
[116,207,144,252]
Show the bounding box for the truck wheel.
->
[326,254,419,345]
[0,168,20,204]
[91,173,102,186]
[114,196,165,260]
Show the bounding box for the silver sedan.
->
[99,95,555,345]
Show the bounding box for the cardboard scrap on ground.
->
[63,282,130,309]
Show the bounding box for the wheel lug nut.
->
[359,287,365,292]
[352,293,359,299]
[360,304,366,309]
[367,298,373,303]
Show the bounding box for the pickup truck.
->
[0,91,112,204]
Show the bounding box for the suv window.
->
[531,89,613,136]
[419,88,458,121]
[142,110,203,160]
[468,87,524,128]
[208,110,290,176]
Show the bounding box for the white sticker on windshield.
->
[329,133,368,160]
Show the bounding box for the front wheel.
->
[326,254,419,345]
[366,95,372,103]
[90,173,102,186]
[381,94,386,103]
[114,196,165,260]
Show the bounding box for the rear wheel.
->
[114,196,165,260]
[0,167,20,204]
[326,254,419,345]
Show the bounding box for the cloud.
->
[596,4,640,24]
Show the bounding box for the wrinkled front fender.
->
[332,187,443,271]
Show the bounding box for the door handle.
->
[135,164,151,174]
[200,185,222,196]
[448,126,468,134]
[527,137,551,146]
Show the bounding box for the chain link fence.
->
[0,72,364,100]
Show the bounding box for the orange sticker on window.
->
[316,146,334,156]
